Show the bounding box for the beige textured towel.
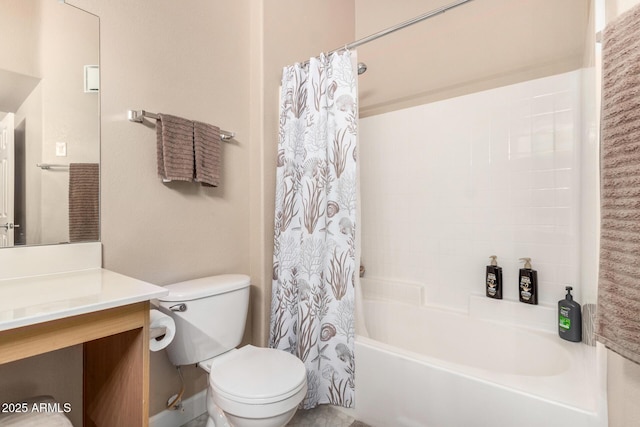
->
[69,163,99,242]
[596,3,640,365]
[194,120,222,187]
[157,113,194,182]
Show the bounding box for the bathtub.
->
[352,292,607,427]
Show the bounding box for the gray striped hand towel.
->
[194,120,222,187]
[157,113,194,182]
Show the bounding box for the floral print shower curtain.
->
[270,51,358,409]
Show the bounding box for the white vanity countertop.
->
[0,268,168,331]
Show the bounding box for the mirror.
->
[0,0,99,248]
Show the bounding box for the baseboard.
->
[149,389,207,427]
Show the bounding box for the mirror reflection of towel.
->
[69,163,99,242]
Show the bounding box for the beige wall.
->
[0,0,40,77]
[355,0,590,117]
[608,351,640,427]
[93,0,252,416]
[607,0,640,19]
[70,0,354,417]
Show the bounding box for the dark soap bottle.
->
[486,255,503,299]
[518,257,538,305]
[558,286,582,342]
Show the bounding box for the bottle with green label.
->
[558,286,582,342]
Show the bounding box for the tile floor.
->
[181,413,208,427]
[288,405,366,426]
[181,405,369,427]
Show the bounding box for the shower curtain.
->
[270,51,358,409]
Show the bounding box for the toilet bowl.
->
[157,275,306,427]
[200,345,307,427]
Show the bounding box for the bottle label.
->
[487,272,497,296]
[520,275,532,301]
[559,307,571,330]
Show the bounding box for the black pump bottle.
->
[485,255,503,299]
[518,257,538,305]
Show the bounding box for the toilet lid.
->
[209,345,306,404]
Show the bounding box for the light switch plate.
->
[84,65,99,92]
[56,142,67,157]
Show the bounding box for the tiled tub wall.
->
[360,70,595,311]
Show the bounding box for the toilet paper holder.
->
[149,308,176,352]
[150,326,167,340]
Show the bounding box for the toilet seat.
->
[209,345,306,405]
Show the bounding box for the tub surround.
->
[357,67,605,425]
[0,243,168,426]
[355,296,607,427]
[356,277,607,426]
[360,70,591,312]
[361,277,558,333]
[469,294,557,333]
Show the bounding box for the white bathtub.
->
[352,297,607,427]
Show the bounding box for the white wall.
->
[360,70,593,312]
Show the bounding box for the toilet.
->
[156,274,307,427]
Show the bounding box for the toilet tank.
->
[157,274,250,366]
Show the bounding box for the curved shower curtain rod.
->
[301,0,474,66]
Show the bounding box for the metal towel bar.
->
[37,163,69,170]
[127,110,235,141]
